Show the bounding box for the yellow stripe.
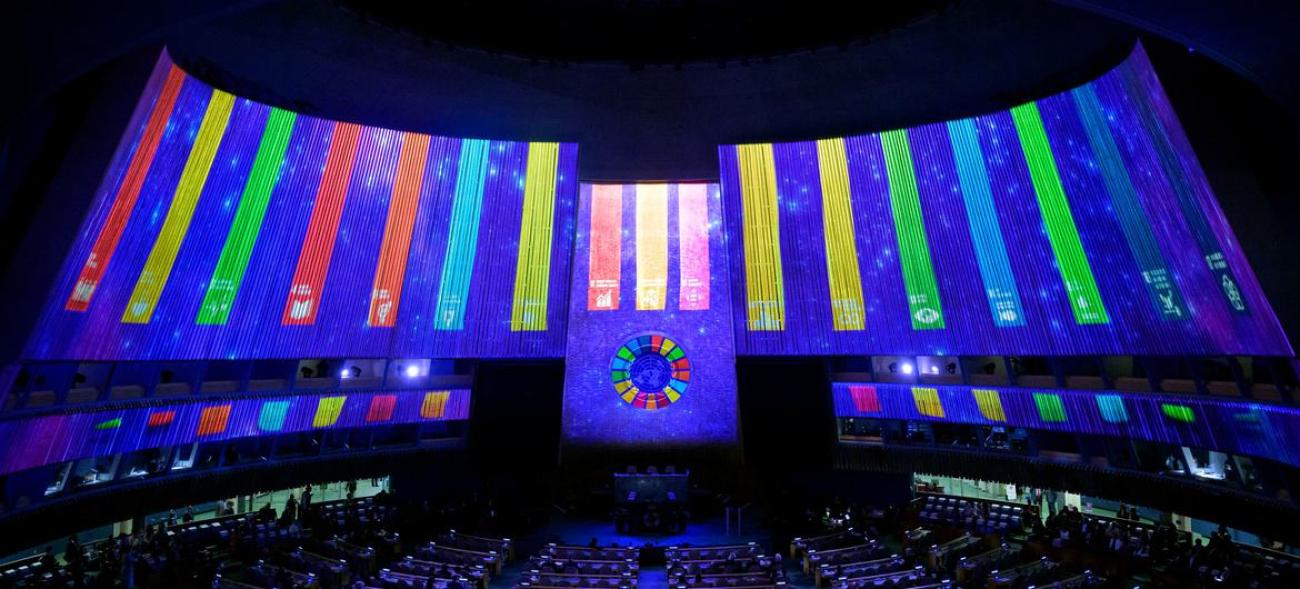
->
[912,387,945,418]
[510,142,559,331]
[122,90,236,324]
[635,184,668,310]
[816,138,866,331]
[420,391,449,419]
[312,395,347,428]
[973,389,1006,422]
[737,144,785,330]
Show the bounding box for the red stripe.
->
[368,132,431,327]
[366,394,397,422]
[147,410,175,427]
[849,385,881,413]
[65,65,187,311]
[587,184,622,310]
[282,122,363,325]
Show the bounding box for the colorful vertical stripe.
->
[432,139,491,330]
[1120,65,1248,315]
[1096,395,1129,423]
[972,389,1006,422]
[1033,392,1068,423]
[635,184,669,310]
[420,391,450,419]
[146,410,175,428]
[258,400,290,432]
[1162,403,1196,423]
[913,387,945,418]
[94,418,122,431]
[1072,86,1187,321]
[587,184,623,311]
[66,65,187,311]
[848,384,880,413]
[737,144,786,330]
[1010,102,1109,325]
[196,107,298,324]
[312,396,347,428]
[816,138,866,330]
[122,90,236,324]
[367,132,431,327]
[282,122,362,325]
[366,394,397,423]
[677,184,711,311]
[510,142,560,331]
[946,119,1026,327]
[196,404,232,436]
[880,130,945,330]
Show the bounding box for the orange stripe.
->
[367,132,431,327]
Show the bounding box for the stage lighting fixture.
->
[888,362,898,373]
[405,365,420,378]
[901,363,915,375]
[946,362,957,375]
[339,368,350,379]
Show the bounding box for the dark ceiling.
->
[335,0,957,64]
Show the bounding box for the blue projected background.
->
[721,44,1290,357]
[561,183,739,447]
[24,51,576,361]
[833,381,1300,469]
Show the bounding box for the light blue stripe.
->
[947,119,1026,327]
[1072,85,1188,321]
[433,139,491,331]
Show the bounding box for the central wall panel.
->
[562,183,738,450]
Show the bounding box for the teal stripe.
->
[880,130,945,330]
[196,107,297,325]
[258,400,290,432]
[1120,65,1248,315]
[433,139,491,330]
[1072,85,1188,321]
[947,119,1026,327]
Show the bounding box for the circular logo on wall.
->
[609,334,690,410]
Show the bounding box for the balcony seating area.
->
[915,495,1027,535]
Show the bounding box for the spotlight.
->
[339,368,350,379]
[900,363,915,375]
[405,365,420,378]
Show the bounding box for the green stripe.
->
[1010,102,1109,325]
[1033,392,1067,423]
[880,130,945,329]
[196,108,297,325]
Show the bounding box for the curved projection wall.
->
[721,44,1289,357]
[0,388,469,476]
[25,51,577,361]
[832,381,1300,469]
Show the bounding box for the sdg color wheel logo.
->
[610,334,690,410]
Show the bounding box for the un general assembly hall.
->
[3,1,1300,587]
